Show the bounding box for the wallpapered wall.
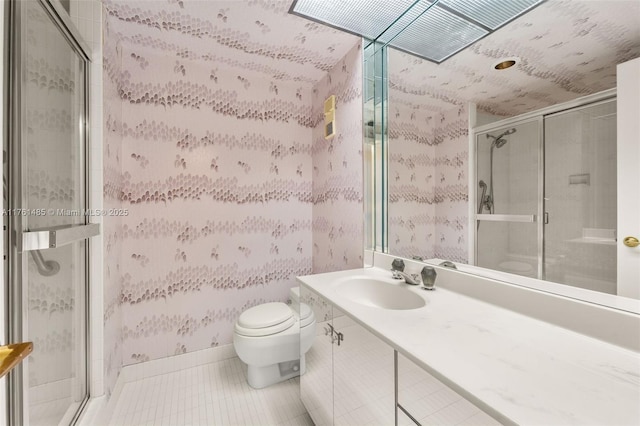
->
[387,83,469,263]
[115,42,314,364]
[102,7,363,395]
[103,17,124,396]
[311,44,364,273]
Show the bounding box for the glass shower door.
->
[7,1,95,424]
[544,100,617,293]
[475,119,541,278]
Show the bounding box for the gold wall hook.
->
[623,236,639,248]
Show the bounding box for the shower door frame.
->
[471,88,617,280]
[473,115,544,278]
[4,0,93,424]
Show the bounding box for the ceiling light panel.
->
[291,0,419,40]
[376,1,438,45]
[389,5,487,62]
[438,0,545,30]
[290,0,546,64]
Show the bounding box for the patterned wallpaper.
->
[388,0,640,117]
[311,43,364,273]
[114,44,313,364]
[388,65,469,263]
[103,0,359,85]
[103,16,124,396]
[102,0,362,369]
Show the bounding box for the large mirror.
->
[366,0,640,306]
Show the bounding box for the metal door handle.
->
[20,223,100,252]
[623,236,639,248]
[476,214,536,223]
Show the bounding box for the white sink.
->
[335,277,427,310]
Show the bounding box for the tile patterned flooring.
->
[106,349,501,426]
[107,357,313,426]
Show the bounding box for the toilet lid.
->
[234,316,296,337]
[237,302,293,329]
[299,303,315,328]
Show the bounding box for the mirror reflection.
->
[372,0,640,300]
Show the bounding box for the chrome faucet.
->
[391,269,421,285]
[391,258,420,285]
[439,260,457,270]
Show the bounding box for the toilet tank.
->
[289,287,300,314]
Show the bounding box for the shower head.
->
[486,128,516,148]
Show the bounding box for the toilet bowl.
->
[233,289,316,389]
[498,260,535,277]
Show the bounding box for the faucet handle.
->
[421,266,437,291]
[391,258,405,272]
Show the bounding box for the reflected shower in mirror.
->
[479,128,516,215]
[372,0,640,301]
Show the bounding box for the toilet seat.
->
[235,302,295,337]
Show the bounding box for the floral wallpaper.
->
[387,75,469,263]
[102,0,362,375]
[114,42,314,363]
[103,15,124,396]
[311,42,364,273]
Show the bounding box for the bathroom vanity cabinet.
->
[395,353,500,425]
[301,287,395,426]
[299,265,640,425]
[300,286,497,426]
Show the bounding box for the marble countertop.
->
[298,267,640,425]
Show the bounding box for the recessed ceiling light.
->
[494,58,517,70]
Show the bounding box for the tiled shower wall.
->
[311,43,364,273]
[387,98,469,263]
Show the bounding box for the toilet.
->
[498,260,535,277]
[233,287,316,389]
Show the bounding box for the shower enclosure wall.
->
[473,91,617,294]
[4,1,96,424]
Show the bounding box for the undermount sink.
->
[335,277,427,310]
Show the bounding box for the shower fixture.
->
[487,128,516,148]
[478,128,516,214]
[477,180,488,214]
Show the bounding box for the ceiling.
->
[388,0,640,117]
[103,0,360,85]
[104,1,640,116]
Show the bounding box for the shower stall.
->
[473,91,617,294]
[4,1,97,424]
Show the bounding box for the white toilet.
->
[498,260,535,277]
[233,287,316,389]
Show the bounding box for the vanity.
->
[297,255,640,426]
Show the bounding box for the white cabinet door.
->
[617,57,640,299]
[333,308,395,426]
[396,352,501,425]
[300,288,334,426]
